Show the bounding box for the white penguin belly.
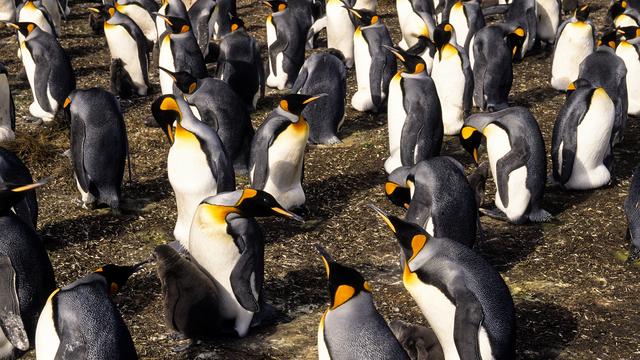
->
[485,124,530,221]
[385,73,406,174]
[317,312,331,360]
[616,43,640,116]
[159,36,176,95]
[265,18,287,90]
[397,0,427,49]
[326,1,354,67]
[354,0,376,11]
[155,4,167,41]
[0,75,13,142]
[352,29,374,112]
[536,0,559,42]
[105,24,147,92]
[449,5,469,47]
[551,22,593,90]
[35,295,61,360]
[562,88,614,190]
[121,6,157,43]
[432,47,465,135]
[20,42,50,119]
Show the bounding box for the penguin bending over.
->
[396,0,436,50]
[625,165,640,263]
[209,0,237,40]
[152,94,235,248]
[461,107,551,224]
[406,35,436,74]
[187,0,216,58]
[443,0,485,52]
[616,25,640,116]
[316,245,410,360]
[383,45,442,174]
[372,208,516,360]
[0,147,37,229]
[484,0,537,59]
[0,63,15,143]
[189,188,303,337]
[249,94,325,210]
[115,0,159,47]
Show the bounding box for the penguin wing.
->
[459,48,474,116]
[26,41,54,113]
[228,216,263,313]
[495,136,529,208]
[70,114,91,194]
[193,121,236,192]
[0,256,29,351]
[447,272,485,360]
[400,95,442,165]
[53,293,89,359]
[268,25,288,76]
[249,115,291,189]
[365,28,395,109]
[551,93,585,184]
[625,167,640,248]
[289,62,309,94]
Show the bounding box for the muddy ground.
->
[1,0,639,358]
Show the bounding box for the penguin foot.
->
[479,207,509,222]
[22,115,43,126]
[171,339,196,353]
[529,209,553,223]
[627,244,640,264]
[167,332,188,341]
[250,302,280,328]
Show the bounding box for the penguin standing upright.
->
[616,25,640,116]
[383,46,442,174]
[115,0,159,47]
[264,0,306,90]
[152,95,235,247]
[550,4,595,91]
[90,5,150,98]
[372,208,516,360]
[35,263,144,359]
[551,79,615,190]
[461,107,551,224]
[325,0,355,67]
[348,6,396,112]
[249,94,325,210]
[189,189,303,337]
[289,50,347,145]
[431,22,473,135]
[9,22,75,123]
[0,180,55,359]
[187,0,216,57]
[64,88,129,211]
[609,0,640,28]
[0,147,37,229]
[535,0,560,45]
[443,0,485,52]
[625,164,640,262]
[0,63,15,143]
[315,245,410,360]
[396,0,435,50]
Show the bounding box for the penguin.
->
[159,67,254,172]
[0,179,55,359]
[16,0,57,39]
[443,0,485,52]
[154,244,222,344]
[371,207,516,360]
[115,0,159,46]
[578,30,628,145]
[609,0,640,28]
[535,0,560,45]
[551,79,615,190]
[550,4,595,91]
[40,0,62,35]
[347,6,396,113]
[389,319,444,360]
[35,262,145,359]
[188,188,303,337]
[187,0,216,57]
[210,0,237,41]
[485,0,537,59]
[315,245,410,360]
[157,14,207,96]
[460,106,552,224]
[0,63,15,143]
[0,0,15,23]
[406,34,436,74]
[325,0,356,67]
[396,0,436,50]
[8,22,75,123]
[155,0,191,44]
[64,88,129,211]
[152,94,235,247]
[264,0,306,90]
[472,23,526,111]
[383,157,479,247]
[249,94,325,210]
[215,16,265,110]
[383,46,442,174]
[624,164,640,263]
[615,26,640,116]
[89,5,150,98]
[0,147,37,229]
[289,50,347,145]
[431,22,473,135]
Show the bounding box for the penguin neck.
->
[275,106,301,122]
[198,204,241,226]
[401,70,427,79]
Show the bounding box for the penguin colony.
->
[0,0,638,357]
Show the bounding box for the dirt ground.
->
[2,0,639,358]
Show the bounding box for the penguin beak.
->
[155,13,172,26]
[87,7,100,14]
[368,204,397,233]
[302,93,328,104]
[262,1,271,8]
[158,67,176,80]
[10,177,50,192]
[315,243,334,278]
[382,45,405,62]
[271,207,305,222]
[6,22,19,30]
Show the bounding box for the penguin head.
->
[459,125,484,163]
[433,22,455,49]
[95,260,149,295]
[342,4,380,27]
[262,0,287,12]
[566,78,592,98]
[87,5,116,20]
[230,16,245,32]
[279,94,327,116]
[617,25,640,40]
[385,180,412,209]
[159,67,198,94]
[6,22,39,37]
[232,188,305,221]
[157,14,191,33]
[575,4,590,22]
[506,27,526,60]
[369,205,429,263]
[151,95,182,144]
[383,45,427,74]
[0,178,48,212]
[597,29,619,49]
[316,245,372,310]
[609,0,627,20]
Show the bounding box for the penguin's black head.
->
[0,179,48,212]
[369,205,429,263]
[316,245,371,310]
[343,5,380,27]
[159,67,198,94]
[618,25,640,40]
[433,23,454,49]
[459,125,484,164]
[609,0,627,20]
[506,27,526,60]
[87,5,116,20]
[232,188,305,221]
[597,29,619,49]
[151,95,181,144]
[230,16,245,31]
[6,22,38,37]
[157,14,191,33]
[95,261,149,295]
[280,93,327,116]
[383,45,426,74]
[262,0,287,12]
[385,180,411,209]
[575,4,590,21]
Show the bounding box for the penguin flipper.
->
[249,116,290,189]
[460,49,474,116]
[551,93,585,184]
[289,64,308,94]
[400,106,439,167]
[70,115,91,195]
[28,43,53,113]
[53,298,88,359]
[228,218,263,313]
[0,256,29,351]
[495,143,528,208]
[448,274,484,360]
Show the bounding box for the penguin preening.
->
[461,107,551,224]
[372,208,516,360]
[35,262,146,359]
[0,63,15,143]
[0,147,38,229]
[188,188,303,337]
[210,0,237,40]
[64,88,129,211]
[396,0,435,50]
[315,245,410,360]
[152,94,235,248]
[0,179,55,359]
[625,165,640,263]
[249,94,325,210]
[9,22,75,123]
[485,0,537,59]
[615,25,640,116]
[383,45,442,174]
[115,0,159,46]
[406,34,436,74]
[187,0,216,58]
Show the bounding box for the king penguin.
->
[406,34,436,74]
[249,94,325,210]
[443,0,485,52]
[187,0,216,58]
[0,147,37,229]
[0,63,15,143]
[484,0,537,59]
[188,188,303,337]
[615,25,640,116]
[460,107,551,224]
[0,179,55,360]
[15,0,57,39]
[64,88,129,211]
[371,207,516,360]
[315,245,410,360]
[155,0,190,43]
[35,262,146,359]
[625,164,640,263]
[8,22,75,123]
[152,94,235,248]
[609,0,640,28]
[115,0,159,48]
[383,45,442,174]
[325,0,356,67]
[431,22,473,135]
[535,0,560,45]
[395,0,435,50]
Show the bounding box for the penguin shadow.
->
[515,299,578,359]
[511,86,561,108]
[66,44,106,59]
[121,176,173,211]
[40,212,137,250]
[475,220,544,272]
[262,266,326,316]
[339,111,386,139]
[117,270,161,316]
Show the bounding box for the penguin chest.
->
[20,42,38,100]
[104,24,146,89]
[449,4,469,47]
[396,0,427,48]
[326,0,354,55]
[551,22,593,90]
[168,132,216,195]
[432,46,465,135]
[159,36,176,94]
[35,294,61,360]
[535,0,559,42]
[317,311,331,360]
[385,74,406,173]
[155,5,167,40]
[484,124,530,219]
[616,43,640,115]
[120,6,156,43]
[354,30,372,92]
